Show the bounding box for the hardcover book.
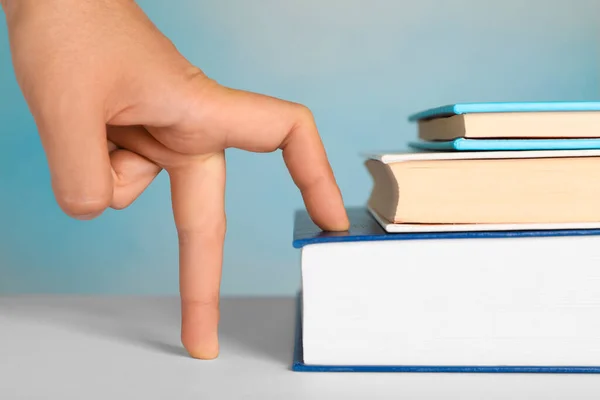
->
[409,101,600,141]
[292,208,600,373]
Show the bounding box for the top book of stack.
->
[411,101,600,141]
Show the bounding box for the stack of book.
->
[292,101,600,373]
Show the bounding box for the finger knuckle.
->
[286,103,317,141]
[295,103,315,124]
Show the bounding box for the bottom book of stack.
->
[291,208,600,373]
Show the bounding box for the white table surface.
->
[1,296,600,399]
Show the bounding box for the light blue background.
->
[0,0,598,295]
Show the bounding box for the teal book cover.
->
[408,101,600,121]
[409,138,600,151]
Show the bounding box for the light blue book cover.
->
[408,101,600,121]
[409,138,600,151]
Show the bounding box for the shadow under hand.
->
[1,296,185,357]
[2,295,298,363]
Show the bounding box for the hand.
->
[2,0,349,358]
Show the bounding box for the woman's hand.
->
[2,0,349,358]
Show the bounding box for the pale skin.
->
[1,0,350,359]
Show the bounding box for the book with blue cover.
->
[292,207,600,247]
[408,138,600,152]
[408,101,600,121]
[408,101,600,142]
[292,208,600,373]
